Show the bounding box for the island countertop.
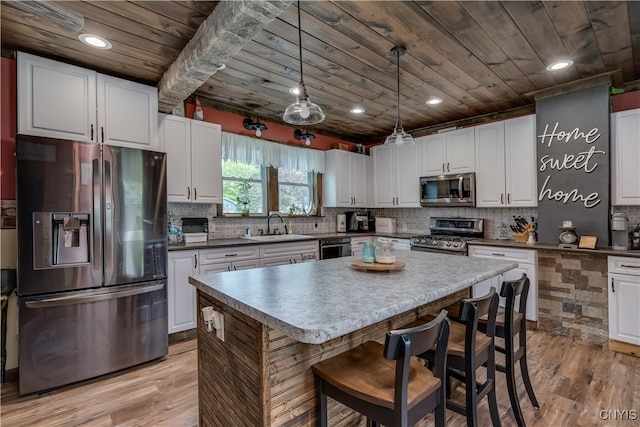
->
[189,251,517,344]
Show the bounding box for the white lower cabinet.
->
[167,251,198,334]
[468,246,538,321]
[259,241,319,267]
[198,246,260,273]
[608,256,640,346]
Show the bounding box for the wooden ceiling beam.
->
[158,0,294,112]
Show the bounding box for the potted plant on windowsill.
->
[237,180,251,216]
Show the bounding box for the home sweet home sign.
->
[536,85,610,245]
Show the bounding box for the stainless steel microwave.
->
[419,173,476,207]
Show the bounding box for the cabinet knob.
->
[611,278,615,292]
[507,193,511,204]
[187,187,191,200]
[500,193,504,204]
[447,162,450,172]
[194,187,197,200]
[91,124,94,141]
[194,254,198,268]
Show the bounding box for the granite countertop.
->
[168,231,413,251]
[469,239,640,258]
[189,251,517,344]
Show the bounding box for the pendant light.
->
[283,1,325,126]
[385,46,414,145]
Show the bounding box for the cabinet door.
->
[232,259,261,270]
[396,142,421,207]
[97,74,158,149]
[163,115,192,203]
[504,115,537,207]
[351,154,369,207]
[168,251,197,333]
[608,273,640,345]
[475,121,506,207]
[350,236,373,256]
[420,134,446,176]
[17,52,96,142]
[323,150,349,207]
[371,144,396,207]
[191,120,222,204]
[611,109,640,205]
[446,128,475,173]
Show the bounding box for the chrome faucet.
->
[267,213,284,235]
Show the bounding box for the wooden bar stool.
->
[477,274,539,427]
[413,288,501,427]
[311,310,450,427]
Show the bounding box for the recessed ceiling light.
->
[350,107,365,114]
[289,87,300,95]
[546,60,574,71]
[78,34,112,49]
[426,97,443,105]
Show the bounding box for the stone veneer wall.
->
[537,250,609,345]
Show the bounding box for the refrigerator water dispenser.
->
[33,213,90,268]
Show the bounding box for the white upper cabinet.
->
[475,115,537,207]
[18,52,96,142]
[371,142,420,208]
[611,108,640,206]
[323,149,368,207]
[17,52,159,150]
[161,114,222,204]
[97,74,158,149]
[420,128,474,176]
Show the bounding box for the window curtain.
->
[221,132,325,173]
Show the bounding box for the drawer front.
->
[199,246,259,264]
[608,256,640,275]
[468,245,536,264]
[259,241,319,258]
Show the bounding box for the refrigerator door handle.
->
[25,283,164,308]
[104,156,114,284]
[93,158,103,277]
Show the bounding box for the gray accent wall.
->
[535,85,610,245]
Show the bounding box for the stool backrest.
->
[459,287,499,338]
[383,310,450,419]
[500,273,529,317]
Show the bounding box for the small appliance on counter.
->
[346,211,374,232]
[611,213,629,250]
[375,217,397,235]
[336,214,347,233]
[630,223,640,250]
[182,217,209,244]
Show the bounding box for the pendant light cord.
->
[297,0,304,87]
[395,49,401,126]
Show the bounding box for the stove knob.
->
[432,240,438,245]
[445,241,451,247]
[452,242,459,248]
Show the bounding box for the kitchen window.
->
[278,168,313,214]
[222,160,266,215]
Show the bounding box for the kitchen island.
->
[189,251,517,426]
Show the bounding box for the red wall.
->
[612,91,640,112]
[184,102,357,151]
[1,57,16,199]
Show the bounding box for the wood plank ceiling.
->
[2,1,639,144]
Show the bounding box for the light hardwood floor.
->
[1,329,638,426]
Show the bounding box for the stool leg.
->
[487,352,502,427]
[505,337,525,427]
[464,368,478,427]
[519,329,540,409]
[317,380,328,427]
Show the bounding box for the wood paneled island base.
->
[196,288,468,426]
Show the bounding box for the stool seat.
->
[405,315,491,359]
[312,341,440,410]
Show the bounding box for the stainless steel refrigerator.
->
[16,134,168,395]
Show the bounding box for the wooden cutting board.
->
[350,259,406,271]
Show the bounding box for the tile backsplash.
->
[169,203,639,242]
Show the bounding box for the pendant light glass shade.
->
[283,1,325,126]
[385,46,414,145]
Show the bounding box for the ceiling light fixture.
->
[282,1,325,126]
[426,97,443,105]
[243,117,268,137]
[546,60,574,71]
[294,129,315,146]
[78,33,112,50]
[289,87,300,95]
[350,107,365,114]
[385,46,414,145]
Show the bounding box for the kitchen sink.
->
[242,234,314,242]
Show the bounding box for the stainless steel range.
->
[410,217,484,256]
